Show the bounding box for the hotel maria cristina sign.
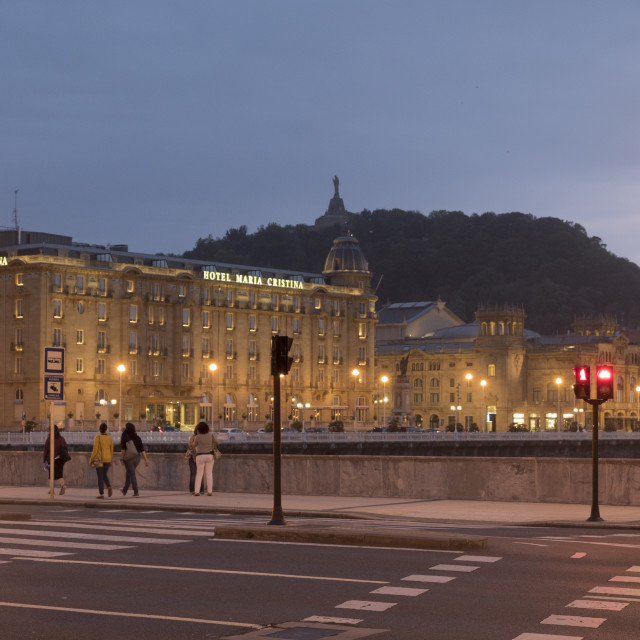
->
[202,268,304,290]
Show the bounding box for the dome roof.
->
[322,235,370,275]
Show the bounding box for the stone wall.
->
[2,452,638,506]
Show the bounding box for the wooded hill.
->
[183,209,640,335]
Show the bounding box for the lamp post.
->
[450,404,461,435]
[480,379,487,431]
[464,373,472,431]
[117,364,125,431]
[352,369,359,431]
[381,375,389,427]
[297,402,310,431]
[209,363,218,429]
[555,377,562,432]
[636,385,640,431]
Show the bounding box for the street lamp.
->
[450,404,461,434]
[117,364,126,431]
[352,369,360,431]
[635,385,640,431]
[480,379,487,431]
[381,375,389,427]
[209,363,218,429]
[297,402,310,431]
[555,377,562,432]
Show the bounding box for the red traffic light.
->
[572,366,590,400]
[595,365,614,401]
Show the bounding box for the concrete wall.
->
[1,452,639,506]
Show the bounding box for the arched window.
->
[430,378,440,388]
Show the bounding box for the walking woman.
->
[120,422,149,497]
[90,423,114,499]
[193,421,219,496]
[42,425,68,495]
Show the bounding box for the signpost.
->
[44,348,65,499]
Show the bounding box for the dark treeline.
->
[183,209,640,335]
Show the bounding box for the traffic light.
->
[572,365,591,400]
[271,335,293,376]
[595,365,614,401]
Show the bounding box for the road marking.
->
[336,600,396,612]
[571,553,586,559]
[513,542,549,547]
[583,594,640,603]
[454,555,501,563]
[402,574,455,583]
[609,575,640,583]
[566,600,628,611]
[0,537,129,551]
[0,601,261,628]
[0,549,70,558]
[3,520,212,537]
[513,634,584,640]
[370,586,427,597]
[628,566,640,572]
[0,527,185,544]
[537,538,640,550]
[208,538,454,553]
[541,615,605,628]
[590,585,640,597]
[15,557,388,584]
[429,564,479,572]
[303,616,363,625]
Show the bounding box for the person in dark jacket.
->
[120,422,149,497]
[43,425,68,495]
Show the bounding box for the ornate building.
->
[0,230,377,430]
[375,303,640,432]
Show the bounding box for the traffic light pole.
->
[268,372,285,525]
[586,398,604,522]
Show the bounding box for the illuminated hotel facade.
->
[0,230,377,430]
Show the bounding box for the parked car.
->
[218,427,247,440]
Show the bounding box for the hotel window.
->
[333,321,340,338]
[331,369,340,384]
[98,303,107,321]
[182,335,191,357]
[202,287,210,305]
[126,279,134,293]
[317,345,326,364]
[332,346,340,364]
[14,328,23,349]
[430,393,440,403]
[358,303,366,317]
[15,299,23,318]
[430,378,440,388]
[129,304,138,323]
[182,308,191,327]
[227,290,233,306]
[178,283,186,298]
[249,315,256,332]
[272,294,278,310]
[450,392,455,403]
[358,323,367,339]
[358,347,366,365]
[225,339,234,359]
[15,388,23,401]
[249,340,257,360]
[53,329,62,347]
[488,364,496,377]
[148,307,155,325]
[250,292,256,308]
[77,276,84,294]
[152,361,160,377]
[98,278,106,296]
[152,283,161,301]
[97,331,106,351]
[128,360,137,376]
[15,273,23,286]
[292,367,300,383]
[532,388,541,402]
[97,359,105,375]
[271,316,278,333]
[129,332,137,353]
[202,310,210,329]
[76,358,84,373]
[450,378,455,387]
[182,362,190,377]
[226,313,234,330]
[293,318,300,335]
[53,299,62,318]
[53,273,62,292]
[317,319,325,336]
[314,298,321,310]
[76,330,84,345]
[226,364,233,379]
[292,344,300,363]
[248,365,256,380]
[414,394,423,404]
[317,369,325,384]
[14,357,23,374]
[157,307,165,326]
[202,338,210,358]
[294,297,300,312]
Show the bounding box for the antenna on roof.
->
[12,190,18,228]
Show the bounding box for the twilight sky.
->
[3,1,640,263]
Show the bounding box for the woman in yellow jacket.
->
[90,423,114,499]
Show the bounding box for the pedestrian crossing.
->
[0,512,263,562]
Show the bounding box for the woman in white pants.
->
[192,421,219,496]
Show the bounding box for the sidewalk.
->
[1,486,639,550]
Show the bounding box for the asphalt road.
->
[0,506,638,639]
